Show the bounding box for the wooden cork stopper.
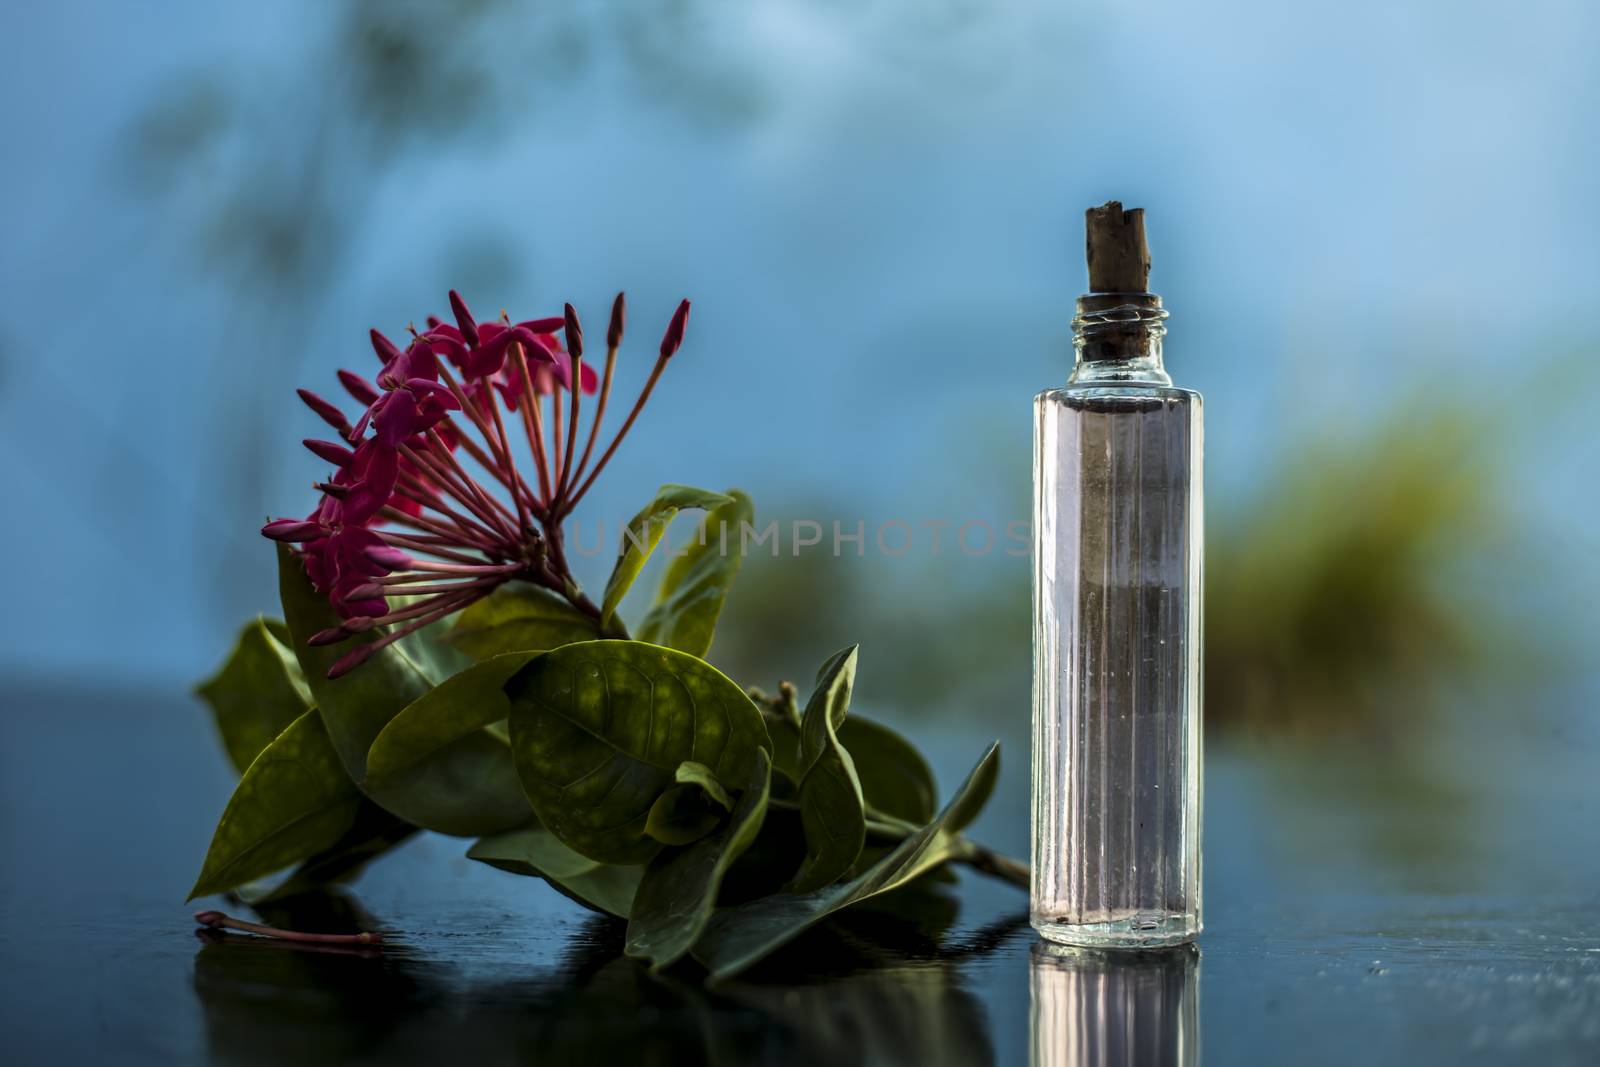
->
[1085,201,1150,292]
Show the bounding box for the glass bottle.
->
[1031,274,1203,948]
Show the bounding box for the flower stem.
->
[377,526,499,567]
[951,842,1032,890]
[438,367,508,467]
[383,486,502,549]
[567,341,618,501]
[378,570,482,585]
[746,804,1031,891]
[366,576,502,598]
[399,559,523,576]
[327,586,492,676]
[436,368,539,516]
[483,389,531,531]
[563,356,667,513]
[422,429,523,527]
[364,586,492,626]
[511,343,554,505]
[390,473,500,545]
[558,354,583,504]
[407,438,519,544]
[443,422,523,501]
[550,388,565,489]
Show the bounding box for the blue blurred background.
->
[4,0,1597,885]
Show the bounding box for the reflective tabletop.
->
[3,682,1596,1065]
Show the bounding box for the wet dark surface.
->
[2,682,1597,1065]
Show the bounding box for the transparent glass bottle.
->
[1031,291,1203,948]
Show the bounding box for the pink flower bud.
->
[563,303,584,361]
[345,582,384,600]
[308,626,349,646]
[370,329,403,365]
[304,439,354,468]
[363,544,412,570]
[338,370,381,406]
[607,292,626,349]
[660,299,690,360]
[328,643,376,679]
[449,290,480,347]
[298,389,351,434]
[262,519,324,542]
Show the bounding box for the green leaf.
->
[189,709,366,899]
[760,701,934,821]
[627,749,772,970]
[467,823,645,918]
[645,761,735,847]
[446,582,600,661]
[837,716,939,825]
[277,545,530,837]
[196,617,312,774]
[789,647,867,891]
[691,741,1002,982]
[236,800,417,905]
[365,651,541,783]
[718,800,807,904]
[636,490,754,657]
[600,485,733,627]
[939,744,999,836]
[763,721,805,797]
[506,640,772,865]
[673,761,734,811]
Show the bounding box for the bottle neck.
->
[1068,292,1171,386]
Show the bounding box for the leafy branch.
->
[191,289,1024,981]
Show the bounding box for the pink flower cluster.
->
[263,289,689,677]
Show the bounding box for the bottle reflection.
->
[1029,941,1200,1067]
